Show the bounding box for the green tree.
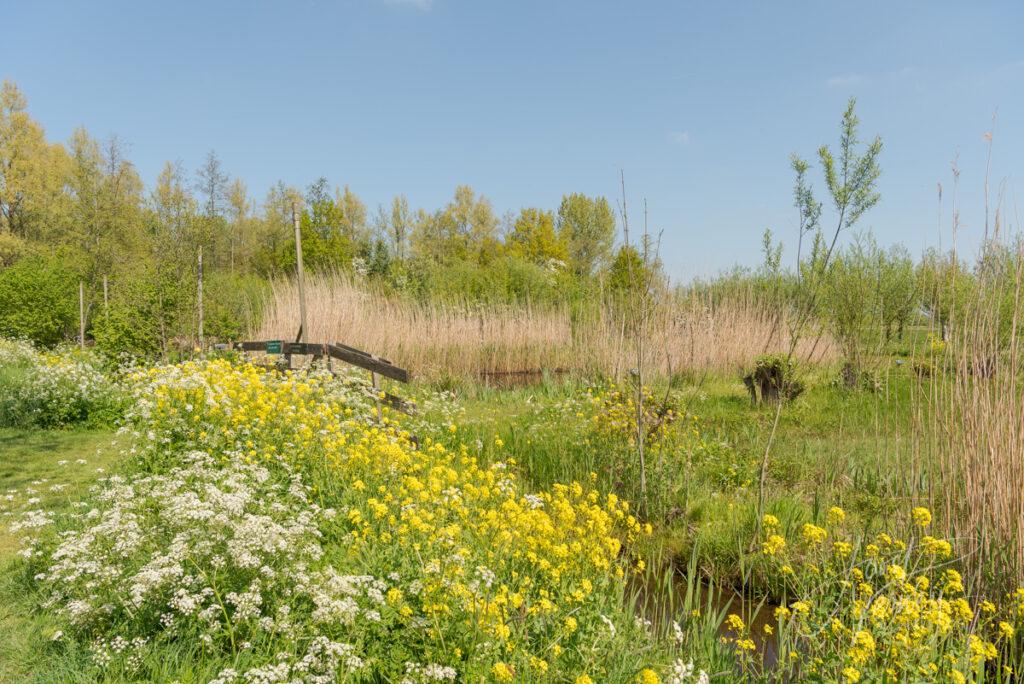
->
[143,161,200,350]
[507,208,567,266]
[795,97,884,382]
[227,178,252,273]
[335,185,368,243]
[194,150,230,267]
[254,181,303,275]
[0,81,70,240]
[607,244,645,294]
[305,177,337,238]
[918,248,975,340]
[877,244,917,342]
[63,130,143,287]
[817,98,883,256]
[820,234,884,374]
[412,185,500,265]
[389,195,411,260]
[556,193,615,277]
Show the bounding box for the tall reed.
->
[255,272,838,380]
[918,243,1024,596]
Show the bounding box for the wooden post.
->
[102,275,108,312]
[293,203,307,343]
[197,246,204,353]
[78,281,85,350]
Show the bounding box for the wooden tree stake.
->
[79,280,85,350]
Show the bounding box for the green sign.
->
[265,340,283,355]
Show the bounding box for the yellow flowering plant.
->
[745,505,1024,682]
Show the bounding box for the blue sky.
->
[3,0,1022,280]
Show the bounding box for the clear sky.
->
[3,0,1022,280]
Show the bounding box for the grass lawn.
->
[0,428,120,682]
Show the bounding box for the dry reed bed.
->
[920,271,1024,594]
[256,273,839,380]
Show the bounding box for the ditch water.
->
[638,570,781,670]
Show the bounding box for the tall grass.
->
[256,273,838,380]
[919,243,1024,597]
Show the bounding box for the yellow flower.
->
[842,666,861,682]
[999,621,1015,639]
[827,506,846,525]
[920,535,952,558]
[847,630,875,665]
[943,569,964,595]
[790,601,811,616]
[735,638,756,652]
[833,541,852,558]
[885,564,906,583]
[725,613,746,632]
[801,523,827,545]
[576,676,594,684]
[563,616,578,634]
[762,534,786,556]
[762,513,780,529]
[912,506,932,528]
[491,662,515,681]
[968,634,998,664]
[636,668,659,684]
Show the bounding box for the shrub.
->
[743,354,804,405]
[92,261,194,359]
[0,254,78,347]
[203,271,267,342]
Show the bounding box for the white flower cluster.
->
[400,661,459,683]
[0,340,123,428]
[209,636,364,684]
[17,446,436,682]
[665,659,709,684]
[37,453,323,634]
[0,337,37,366]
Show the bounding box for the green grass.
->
[0,428,120,682]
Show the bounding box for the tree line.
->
[0,80,655,354]
[4,79,1004,381]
